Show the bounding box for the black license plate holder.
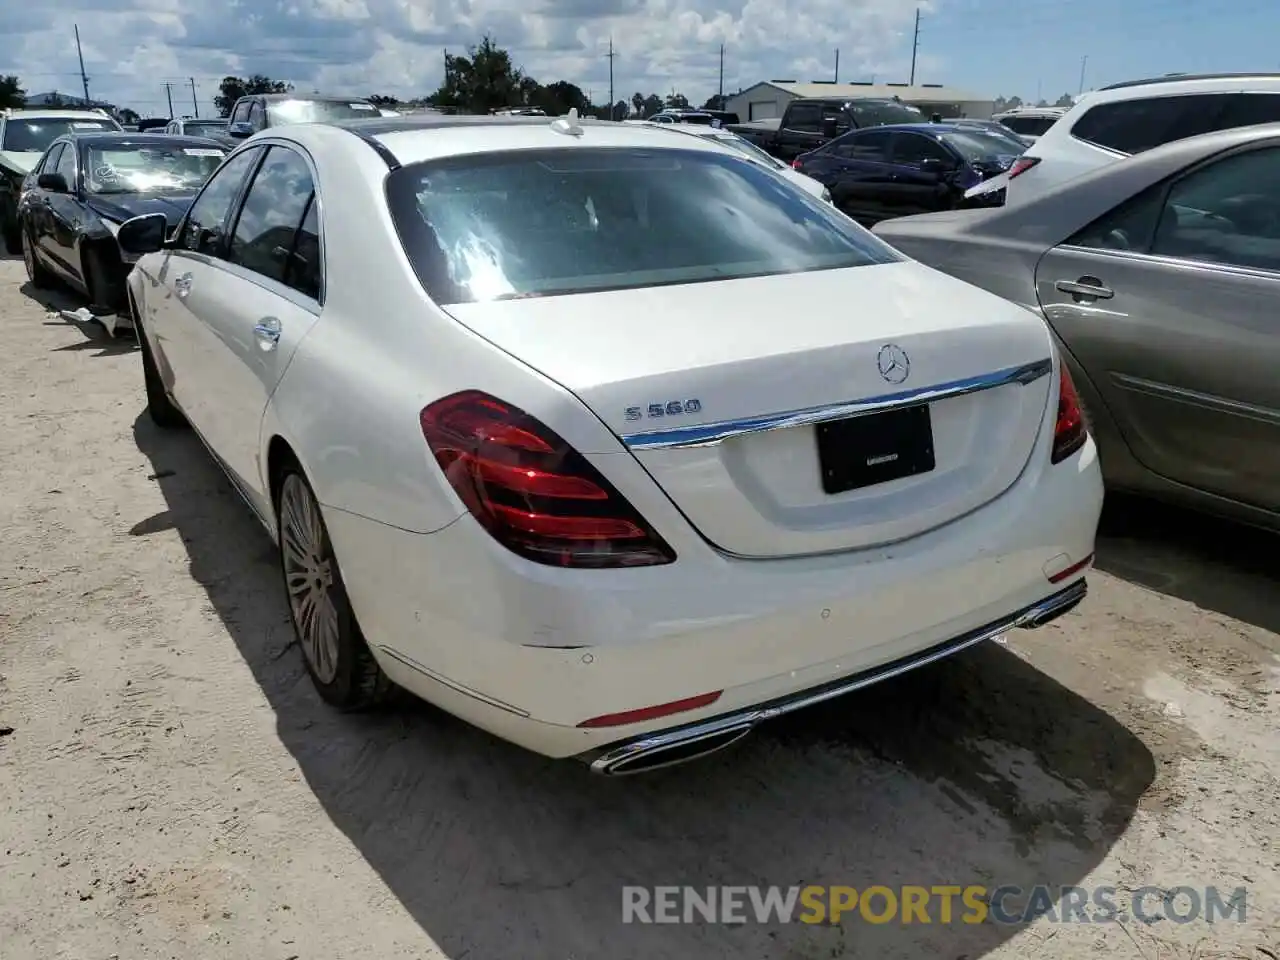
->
[816,404,936,495]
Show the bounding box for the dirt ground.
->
[0,252,1277,960]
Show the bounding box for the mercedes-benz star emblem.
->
[877,343,910,385]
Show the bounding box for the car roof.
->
[250,93,372,103]
[265,114,740,168]
[3,109,116,122]
[63,133,230,149]
[1100,71,1280,92]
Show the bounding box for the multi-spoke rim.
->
[280,474,340,684]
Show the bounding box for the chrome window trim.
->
[620,357,1053,451]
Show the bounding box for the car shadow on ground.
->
[132,413,1155,960]
[1095,493,1280,636]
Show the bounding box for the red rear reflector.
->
[1008,156,1040,180]
[1048,553,1094,584]
[577,691,723,728]
[420,391,676,568]
[1051,363,1088,464]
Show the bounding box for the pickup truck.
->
[728,96,927,163]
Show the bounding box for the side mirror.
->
[117,213,169,257]
[227,121,254,139]
[919,157,955,175]
[37,172,69,192]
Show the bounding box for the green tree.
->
[702,94,726,111]
[1053,93,1075,107]
[429,36,525,114]
[0,75,25,110]
[665,92,689,109]
[367,94,399,106]
[215,75,293,117]
[117,107,140,125]
[641,93,663,117]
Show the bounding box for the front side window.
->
[890,133,951,166]
[829,129,891,160]
[821,108,852,136]
[387,147,902,305]
[84,143,226,195]
[1,117,118,153]
[181,146,263,256]
[249,102,266,131]
[54,143,77,184]
[231,102,251,125]
[38,143,64,176]
[265,99,379,125]
[1070,94,1231,155]
[227,145,318,290]
[1214,93,1280,131]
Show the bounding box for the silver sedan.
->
[873,122,1280,531]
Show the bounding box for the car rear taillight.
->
[791,157,803,169]
[420,391,676,568]
[1007,156,1040,180]
[1051,364,1087,464]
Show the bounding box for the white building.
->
[724,81,993,122]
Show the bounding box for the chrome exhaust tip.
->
[588,720,756,776]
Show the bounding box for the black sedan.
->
[16,133,228,315]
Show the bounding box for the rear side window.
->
[386,147,902,305]
[1215,93,1280,129]
[1070,94,1231,155]
[785,103,823,133]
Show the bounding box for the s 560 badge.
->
[625,399,702,421]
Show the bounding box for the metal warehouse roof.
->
[742,81,988,102]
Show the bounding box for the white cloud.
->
[2,0,939,116]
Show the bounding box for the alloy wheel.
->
[21,229,34,281]
[279,474,341,684]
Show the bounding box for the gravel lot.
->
[1,252,1278,960]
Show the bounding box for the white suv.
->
[991,106,1066,143]
[1004,73,1280,206]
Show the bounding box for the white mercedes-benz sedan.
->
[116,111,1103,775]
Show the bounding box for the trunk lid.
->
[445,262,1055,558]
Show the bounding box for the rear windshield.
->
[847,99,927,127]
[182,120,229,137]
[386,147,901,304]
[3,117,119,152]
[266,99,379,124]
[999,115,1058,136]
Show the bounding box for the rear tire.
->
[275,466,392,711]
[22,226,54,289]
[136,313,187,429]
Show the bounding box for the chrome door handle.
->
[253,316,282,352]
[173,272,193,298]
[1055,277,1114,301]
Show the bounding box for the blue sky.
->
[0,0,1274,117]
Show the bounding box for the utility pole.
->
[162,81,175,119]
[718,44,724,100]
[908,8,921,86]
[189,77,199,117]
[604,37,617,119]
[834,49,840,83]
[74,24,91,104]
[1078,55,1089,94]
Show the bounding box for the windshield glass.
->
[182,120,229,137]
[847,99,926,127]
[2,117,119,152]
[84,143,227,195]
[386,147,901,304]
[941,130,1024,161]
[266,99,379,124]
[708,133,786,169]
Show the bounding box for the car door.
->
[1035,143,1280,510]
[145,146,266,425]
[45,142,83,282]
[886,132,958,217]
[819,129,894,223]
[25,142,61,252]
[177,142,323,514]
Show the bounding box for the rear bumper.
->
[579,578,1086,775]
